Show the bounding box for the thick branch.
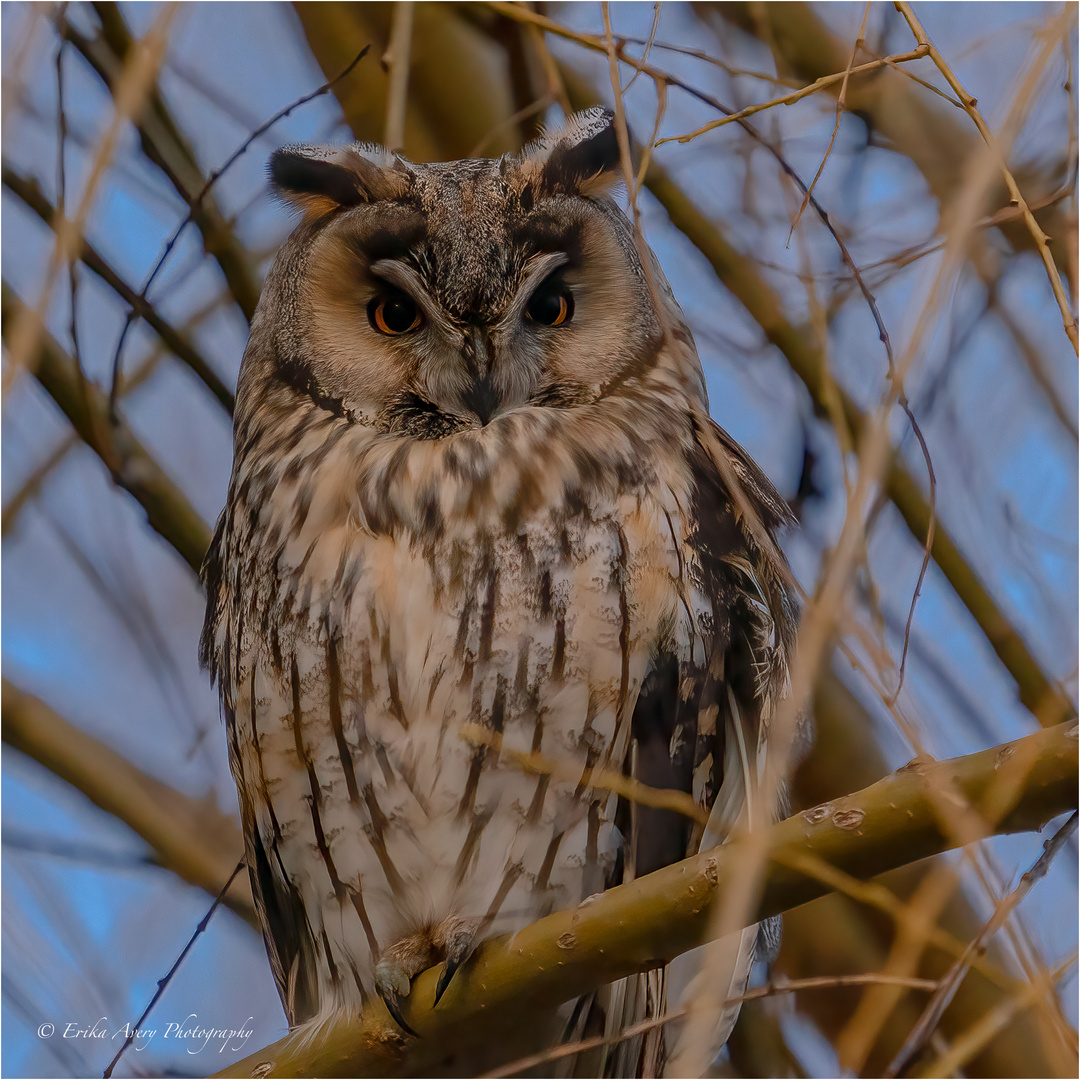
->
[1,679,253,924]
[215,722,1077,1078]
[1,285,212,574]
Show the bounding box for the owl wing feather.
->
[577,415,796,1076]
[662,416,798,1071]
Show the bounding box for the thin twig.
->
[789,3,872,234]
[3,2,178,398]
[382,2,413,150]
[102,859,245,1078]
[884,811,1079,1077]
[462,724,708,826]
[2,285,212,574]
[467,93,554,158]
[2,165,235,412]
[484,974,942,1078]
[55,8,95,473]
[894,0,1078,353]
[918,950,1079,1078]
[620,4,661,95]
[610,33,799,88]
[654,45,930,146]
[1,679,252,923]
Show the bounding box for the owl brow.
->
[342,218,426,263]
[512,217,586,265]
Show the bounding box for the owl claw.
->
[378,985,420,1038]
[433,927,475,1007]
[375,961,420,1037]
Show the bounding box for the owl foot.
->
[433,923,477,1006]
[374,916,479,1034]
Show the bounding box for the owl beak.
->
[462,327,498,424]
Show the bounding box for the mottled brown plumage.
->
[202,109,799,1076]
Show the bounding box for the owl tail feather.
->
[552,968,667,1078]
[662,925,758,1077]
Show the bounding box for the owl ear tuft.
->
[514,108,624,198]
[269,144,409,217]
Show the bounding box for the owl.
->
[201,108,799,1076]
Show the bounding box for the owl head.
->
[239,108,699,440]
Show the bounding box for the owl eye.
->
[526,281,574,327]
[368,291,422,335]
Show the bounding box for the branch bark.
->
[2,679,253,924]
[214,722,1077,1078]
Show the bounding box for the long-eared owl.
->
[201,109,798,1076]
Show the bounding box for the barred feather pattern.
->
[202,110,798,1077]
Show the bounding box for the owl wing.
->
[601,416,797,1074]
[204,515,325,1027]
[630,413,795,873]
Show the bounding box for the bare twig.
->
[1,165,235,413]
[3,2,177,397]
[104,40,371,412]
[103,859,246,1078]
[885,811,1079,1077]
[1,679,252,923]
[894,1,1078,353]
[917,950,1078,1078]
[789,2,873,235]
[1,286,212,574]
[655,44,930,145]
[462,724,707,826]
[485,973,942,1079]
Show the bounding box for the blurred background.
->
[1,2,1076,1076]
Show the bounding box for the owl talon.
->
[433,927,476,1007]
[375,961,420,1037]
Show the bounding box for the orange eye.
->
[368,292,421,335]
[526,282,574,327]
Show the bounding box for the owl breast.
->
[218,395,713,1022]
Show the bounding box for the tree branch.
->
[2,164,235,413]
[1,679,253,925]
[1,284,212,575]
[214,722,1077,1078]
[62,3,261,321]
